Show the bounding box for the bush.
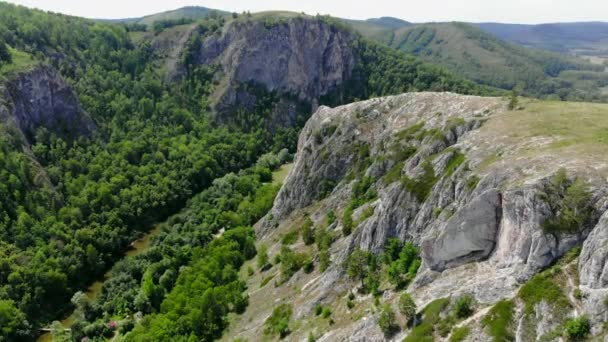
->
[453,295,474,319]
[281,229,299,245]
[264,304,293,338]
[398,293,417,323]
[0,42,12,65]
[342,205,353,236]
[314,303,323,316]
[278,247,308,282]
[387,242,421,289]
[257,244,270,270]
[301,217,315,245]
[378,304,398,336]
[563,316,590,341]
[321,307,332,319]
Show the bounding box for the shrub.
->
[264,304,293,338]
[342,205,353,236]
[303,258,314,273]
[257,244,270,270]
[387,242,421,289]
[301,217,315,245]
[378,304,398,336]
[0,42,11,65]
[326,211,336,226]
[563,316,590,341]
[482,299,515,342]
[247,266,254,276]
[314,304,323,316]
[453,295,474,319]
[321,307,332,319]
[398,293,417,323]
[281,229,299,245]
[278,247,308,282]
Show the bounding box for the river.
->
[37,224,163,342]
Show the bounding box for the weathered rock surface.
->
[422,189,502,271]
[0,65,94,143]
[580,212,608,289]
[180,17,356,127]
[229,92,608,341]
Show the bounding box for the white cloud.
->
[5,0,608,24]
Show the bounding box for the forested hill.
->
[353,22,608,101]
[106,6,608,102]
[0,2,492,341]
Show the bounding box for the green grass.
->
[260,273,276,288]
[518,270,570,316]
[444,150,466,177]
[449,326,471,342]
[482,299,515,342]
[272,163,293,185]
[404,298,451,342]
[401,160,437,202]
[0,48,37,77]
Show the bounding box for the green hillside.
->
[355,22,608,101]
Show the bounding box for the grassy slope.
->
[354,22,603,92]
[0,48,37,78]
[472,99,608,183]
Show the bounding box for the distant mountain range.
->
[103,6,608,56]
[101,6,608,100]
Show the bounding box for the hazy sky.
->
[6,0,608,24]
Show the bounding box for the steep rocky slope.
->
[0,64,95,143]
[224,93,608,341]
[175,16,357,128]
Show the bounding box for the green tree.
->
[264,303,293,338]
[301,217,315,245]
[0,41,11,65]
[398,293,417,323]
[0,300,28,340]
[378,304,398,336]
[346,249,374,290]
[257,243,270,270]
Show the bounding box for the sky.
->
[5,0,608,24]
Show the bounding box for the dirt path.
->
[564,262,583,317]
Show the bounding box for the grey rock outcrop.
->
[0,65,95,143]
[422,189,502,271]
[580,212,608,289]
[180,17,356,127]
[237,92,608,341]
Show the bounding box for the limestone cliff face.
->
[0,65,95,143]
[234,92,608,341]
[181,17,356,127]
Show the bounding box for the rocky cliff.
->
[224,93,608,341]
[173,16,357,128]
[0,64,94,143]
